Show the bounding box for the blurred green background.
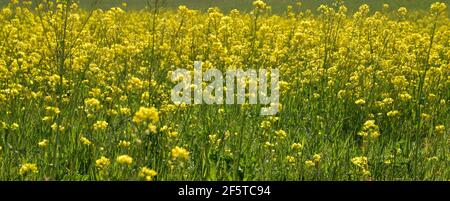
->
[1,0,448,13]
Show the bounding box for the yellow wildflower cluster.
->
[358,120,381,140]
[351,156,370,177]
[96,156,111,169]
[93,121,108,131]
[19,163,38,175]
[171,146,190,160]
[133,107,159,124]
[139,167,157,181]
[116,155,133,166]
[0,0,447,181]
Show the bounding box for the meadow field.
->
[0,0,449,181]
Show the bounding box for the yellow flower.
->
[51,123,58,131]
[264,141,275,149]
[362,169,371,176]
[127,77,144,90]
[399,92,412,102]
[139,167,157,181]
[171,146,190,160]
[133,107,159,124]
[260,120,271,129]
[45,106,61,115]
[387,110,399,117]
[430,2,447,14]
[42,116,52,122]
[84,98,101,109]
[116,155,133,165]
[253,0,267,9]
[370,131,380,139]
[80,137,92,145]
[355,99,366,105]
[363,120,377,130]
[96,156,110,169]
[305,160,315,168]
[357,131,368,137]
[148,124,157,134]
[351,156,368,169]
[119,107,131,115]
[397,7,408,17]
[337,90,346,99]
[286,156,296,163]
[118,140,131,148]
[11,123,19,130]
[351,156,371,176]
[93,121,108,131]
[19,163,38,175]
[38,139,49,148]
[313,154,321,163]
[274,129,287,138]
[435,125,445,134]
[427,156,439,162]
[51,123,65,132]
[359,120,381,140]
[291,143,303,150]
[420,113,432,121]
[168,131,178,138]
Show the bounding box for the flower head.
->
[305,160,315,168]
[253,0,267,9]
[171,146,190,160]
[116,155,133,165]
[139,167,157,181]
[19,163,38,175]
[93,121,108,131]
[38,139,49,148]
[96,156,111,169]
[133,107,159,124]
[313,154,321,163]
[80,137,92,145]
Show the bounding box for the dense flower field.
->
[0,0,448,180]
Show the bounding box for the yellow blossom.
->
[148,124,157,134]
[38,139,49,148]
[118,140,131,148]
[80,137,92,145]
[116,155,133,165]
[93,121,108,131]
[286,156,296,163]
[291,143,303,150]
[305,160,315,168]
[387,110,399,117]
[274,129,287,138]
[435,125,445,134]
[19,163,38,175]
[253,0,267,9]
[139,167,157,181]
[96,156,111,169]
[133,107,159,124]
[171,146,190,160]
[355,99,366,105]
